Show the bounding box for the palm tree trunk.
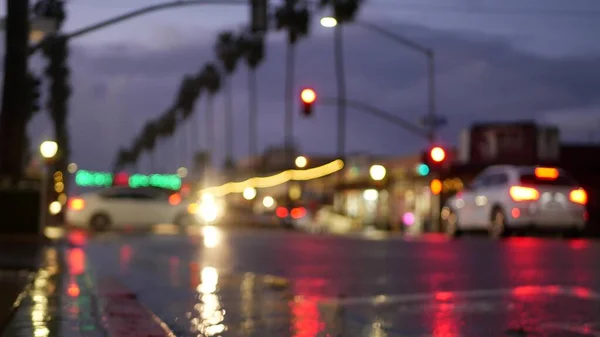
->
[284,41,296,166]
[248,68,258,158]
[186,119,194,171]
[225,77,234,165]
[193,105,202,168]
[205,96,214,184]
[173,132,180,172]
[150,149,155,173]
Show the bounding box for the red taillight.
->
[276,207,288,218]
[534,167,559,180]
[569,188,587,205]
[291,207,306,219]
[68,198,85,211]
[168,193,181,206]
[509,186,539,201]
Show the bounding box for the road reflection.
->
[190,266,227,336]
[203,226,221,248]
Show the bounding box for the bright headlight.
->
[197,200,219,223]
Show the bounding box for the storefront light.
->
[363,189,379,201]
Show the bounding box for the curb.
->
[76,247,176,337]
[95,278,176,337]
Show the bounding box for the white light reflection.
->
[30,249,58,337]
[202,225,221,248]
[192,267,227,336]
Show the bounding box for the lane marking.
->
[318,285,600,306]
[539,322,600,336]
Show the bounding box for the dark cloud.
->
[27,21,600,172]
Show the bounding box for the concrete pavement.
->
[47,226,600,337]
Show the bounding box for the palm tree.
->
[198,63,222,176]
[175,75,203,170]
[214,31,242,170]
[155,107,178,172]
[140,121,158,172]
[319,0,362,159]
[240,33,265,159]
[274,0,310,165]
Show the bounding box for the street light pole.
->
[319,97,429,139]
[321,18,441,143]
[29,0,248,54]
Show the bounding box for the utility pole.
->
[0,0,31,181]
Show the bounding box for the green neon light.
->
[75,170,113,187]
[75,170,181,190]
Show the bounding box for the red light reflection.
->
[512,285,542,297]
[435,291,454,301]
[569,239,589,250]
[119,245,132,273]
[67,277,80,297]
[572,286,592,299]
[290,297,324,337]
[68,230,87,246]
[189,261,199,289]
[67,248,85,276]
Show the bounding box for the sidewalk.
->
[0,234,48,332]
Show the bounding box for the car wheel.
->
[89,213,111,232]
[489,208,509,239]
[443,209,461,238]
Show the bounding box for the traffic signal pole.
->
[0,0,30,181]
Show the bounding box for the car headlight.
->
[196,201,220,223]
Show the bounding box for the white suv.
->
[441,165,588,238]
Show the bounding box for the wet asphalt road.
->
[74,227,600,337]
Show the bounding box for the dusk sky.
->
[3,0,600,173]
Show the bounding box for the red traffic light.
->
[430,147,446,163]
[300,88,316,104]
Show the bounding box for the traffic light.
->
[417,163,430,176]
[421,146,449,172]
[27,72,41,115]
[300,88,316,116]
[250,0,268,33]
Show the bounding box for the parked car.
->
[66,186,199,231]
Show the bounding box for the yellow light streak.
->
[199,159,344,197]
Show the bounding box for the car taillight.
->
[69,198,85,211]
[291,207,306,219]
[569,188,587,205]
[509,186,539,201]
[169,193,182,206]
[534,167,559,180]
[276,207,288,218]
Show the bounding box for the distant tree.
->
[198,63,222,168]
[240,33,265,158]
[215,31,242,167]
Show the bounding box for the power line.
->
[370,1,600,19]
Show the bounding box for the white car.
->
[442,165,588,238]
[66,186,199,230]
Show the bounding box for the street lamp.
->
[320,17,337,28]
[40,141,58,159]
[295,156,308,168]
[369,164,386,181]
[39,140,58,232]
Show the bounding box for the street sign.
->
[420,114,447,128]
